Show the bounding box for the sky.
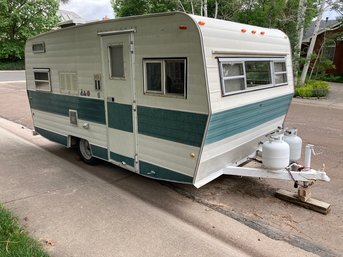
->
[59,0,114,21]
[59,0,340,21]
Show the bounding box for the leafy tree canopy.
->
[0,0,59,60]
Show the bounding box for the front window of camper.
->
[221,62,245,92]
[274,62,288,85]
[33,69,51,91]
[245,61,271,87]
[219,58,287,95]
[144,58,186,97]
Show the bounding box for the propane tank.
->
[262,135,290,170]
[283,128,302,162]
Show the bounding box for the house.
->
[302,19,342,74]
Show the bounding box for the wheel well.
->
[68,135,79,148]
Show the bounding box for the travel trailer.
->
[25,12,329,189]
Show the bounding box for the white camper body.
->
[25,12,327,188]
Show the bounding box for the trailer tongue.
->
[195,128,331,214]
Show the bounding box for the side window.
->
[146,61,162,92]
[219,58,287,96]
[109,45,124,78]
[165,60,185,95]
[221,62,245,93]
[34,69,51,91]
[144,58,186,98]
[274,62,287,85]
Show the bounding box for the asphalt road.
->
[0,71,342,256]
[0,70,25,82]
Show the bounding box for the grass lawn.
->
[0,60,25,70]
[0,204,49,257]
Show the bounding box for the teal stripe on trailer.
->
[205,94,293,145]
[110,152,134,167]
[107,102,133,133]
[90,144,108,160]
[34,127,68,146]
[27,91,106,124]
[137,106,208,147]
[140,161,193,183]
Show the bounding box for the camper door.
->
[100,31,138,172]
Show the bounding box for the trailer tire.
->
[78,139,98,165]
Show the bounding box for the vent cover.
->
[60,72,78,94]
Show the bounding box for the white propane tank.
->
[283,128,302,162]
[262,135,290,170]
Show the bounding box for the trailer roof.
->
[28,12,288,43]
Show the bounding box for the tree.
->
[0,0,59,60]
[300,0,326,84]
[112,0,179,17]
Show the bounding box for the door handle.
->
[107,97,115,102]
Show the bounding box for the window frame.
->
[33,68,51,92]
[143,58,187,98]
[273,61,288,86]
[322,43,336,61]
[32,42,45,54]
[218,57,288,96]
[108,44,125,79]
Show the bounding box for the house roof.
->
[303,19,342,43]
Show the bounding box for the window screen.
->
[109,45,124,78]
[146,62,162,92]
[274,62,287,85]
[165,60,185,95]
[34,69,51,91]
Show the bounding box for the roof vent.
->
[58,19,86,28]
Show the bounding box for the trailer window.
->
[245,61,271,87]
[219,58,287,95]
[144,58,186,97]
[146,62,162,92]
[33,69,51,91]
[165,60,185,95]
[109,45,124,78]
[274,62,287,85]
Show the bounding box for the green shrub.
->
[313,73,343,83]
[0,59,25,70]
[295,80,329,98]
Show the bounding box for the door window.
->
[109,45,124,78]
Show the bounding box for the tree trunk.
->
[190,0,195,14]
[294,0,307,82]
[214,1,218,18]
[204,0,208,17]
[178,0,186,12]
[300,0,326,85]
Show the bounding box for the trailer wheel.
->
[78,139,98,165]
